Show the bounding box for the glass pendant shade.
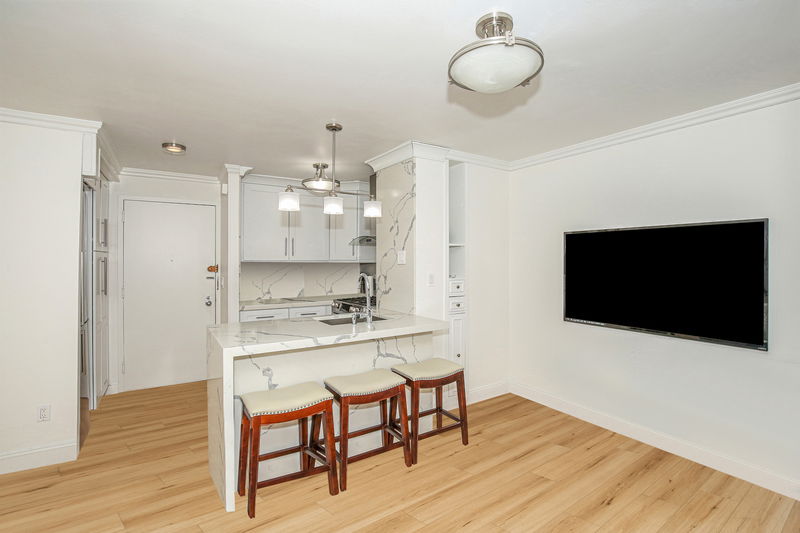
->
[449,42,543,94]
[278,188,300,211]
[363,199,382,218]
[323,195,344,215]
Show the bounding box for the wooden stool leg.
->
[299,416,309,472]
[435,386,443,429]
[237,412,250,496]
[387,396,397,445]
[396,386,412,467]
[308,413,322,468]
[338,398,350,491]
[456,372,468,446]
[247,417,262,519]
[410,383,420,464]
[323,403,339,496]
[380,399,389,449]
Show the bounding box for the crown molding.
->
[445,149,512,171]
[223,164,253,178]
[119,167,219,184]
[365,141,455,172]
[0,107,101,133]
[509,82,800,170]
[97,130,121,182]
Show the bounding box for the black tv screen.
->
[564,219,768,350]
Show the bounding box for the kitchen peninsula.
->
[207,310,449,511]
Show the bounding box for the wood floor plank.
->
[0,381,795,532]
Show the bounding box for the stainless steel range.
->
[332,296,377,314]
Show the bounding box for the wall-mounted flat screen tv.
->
[564,219,768,350]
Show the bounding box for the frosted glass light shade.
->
[323,195,344,215]
[278,190,300,211]
[449,41,543,94]
[363,200,382,218]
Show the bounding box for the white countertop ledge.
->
[209,310,449,358]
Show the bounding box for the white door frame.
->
[113,195,220,393]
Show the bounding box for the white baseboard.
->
[468,381,509,404]
[508,381,800,501]
[0,441,77,475]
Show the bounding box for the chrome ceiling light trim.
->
[161,141,187,154]
[448,12,544,94]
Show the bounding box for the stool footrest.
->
[347,442,404,464]
[418,422,462,440]
[256,465,331,489]
[258,444,303,462]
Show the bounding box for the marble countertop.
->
[209,310,448,358]
[239,293,364,311]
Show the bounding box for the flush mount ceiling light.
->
[448,11,544,94]
[161,141,186,155]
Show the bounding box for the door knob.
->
[205,296,213,307]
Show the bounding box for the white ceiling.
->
[2,1,799,180]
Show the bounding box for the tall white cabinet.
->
[447,163,467,398]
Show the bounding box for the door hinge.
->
[121,286,125,299]
[122,209,125,222]
[121,360,126,374]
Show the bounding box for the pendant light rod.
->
[326,122,342,190]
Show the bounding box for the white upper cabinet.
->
[330,185,359,261]
[242,183,290,261]
[289,194,329,261]
[241,179,375,263]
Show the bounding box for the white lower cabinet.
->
[448,312,466,398]
[240,308,290,322]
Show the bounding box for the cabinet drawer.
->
[448,279,465,295]
[448,297,466,314]
[240,308,290,322]
[289,306,331,318]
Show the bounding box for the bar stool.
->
[237,382,338,518]
[391,358,468,464]
[317,369,413,490]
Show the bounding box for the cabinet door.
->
[448,313,466,397]
[329,193,358,261]
[289,194,329,261]
[242,183,290,261]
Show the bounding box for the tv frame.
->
[563,218,769,351]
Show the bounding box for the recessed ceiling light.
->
[162,142,186,155]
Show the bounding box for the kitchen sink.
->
[318,315,387,326]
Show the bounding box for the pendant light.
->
[278,185,300,211]
[363,196,382,218]
[448,12,544,94]
[323,193,344,215]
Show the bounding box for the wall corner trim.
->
[118,167,220,184]
[508,82,800,170]
[468,381,510,405]
[508,381,800,501]
[0,106,101,133]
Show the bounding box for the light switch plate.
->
[398,250,406,265]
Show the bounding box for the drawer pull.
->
[256,315,275,319]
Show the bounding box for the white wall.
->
[508,99,800,498]
[463,163,510,400]
[108,173,220,393]
[0,122,84,472]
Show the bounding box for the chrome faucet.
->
[356,273,374,327]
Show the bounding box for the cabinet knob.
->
[456,353,462,358]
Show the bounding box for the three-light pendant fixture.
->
[278,122,382,218]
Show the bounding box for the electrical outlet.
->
[37,405,51,422]
[398,250,406,265]
[427,273,435,287]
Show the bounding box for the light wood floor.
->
[0,382,797,532]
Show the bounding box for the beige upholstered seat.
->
[391,357,463,382]
[324,369,406,397]
[241,382,333,416]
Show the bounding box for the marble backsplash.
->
[240,262,371,301]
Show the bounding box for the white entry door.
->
[123,200,216,391]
